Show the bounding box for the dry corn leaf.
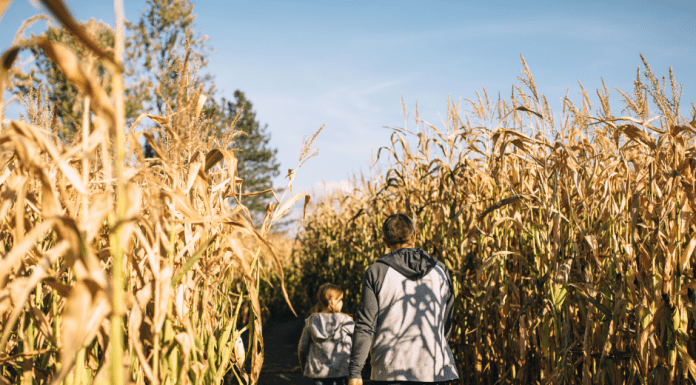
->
[53,279,109,385]
[154,266,172,333]
[0,258,52,352]
[142,132,167,160]
[0,0,11,23]
[128,303,157,384]
[31,39,115,125]
[205,148,238,186]
[620,124,656,150]
[174,332,194,361]
[234,334,246,369]
[174,284,189,319]
[185,161,203,193]
[0,288,9,318]
[0,218,56,287]
[9,121,89,193]
[271,193,310,224]
[195,94,207,121]
[28,305,57,347]
[0,45,19,94]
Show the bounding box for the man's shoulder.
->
[365,258,391,275]
[433,258,450,273]
[431,259,454,289]
[362,257,393,287]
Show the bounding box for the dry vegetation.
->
[4,1,696,384]
[289,56,696,384]
[0,1,317,384]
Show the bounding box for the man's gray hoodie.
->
[298,312,355,378]
[348,247,459,382]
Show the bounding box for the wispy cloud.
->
[293,179,356,197]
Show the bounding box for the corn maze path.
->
[258,316,375,385]
[258,317,306,384]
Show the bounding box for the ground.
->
[258,317,306,385]
[258,316,374,385]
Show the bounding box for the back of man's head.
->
[382,213,415,247]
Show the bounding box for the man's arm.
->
[348,267,380,379]
[442,264,455,341]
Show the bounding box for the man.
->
[348,213,459,385]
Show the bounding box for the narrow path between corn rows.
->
[257,317,306,385]
[258,316,376,385]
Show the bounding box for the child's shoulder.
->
[304,312,318,323]
[339,312,355,325]
[340,312,353,320]
[305,312,353,323]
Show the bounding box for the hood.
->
[307,313,354,342]
[377,248,438,280]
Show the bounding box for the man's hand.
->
[348,379,363,385]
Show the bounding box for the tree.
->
[128,1,280,222]
[207,90,281,222]
[125,0,212,117]
[12,0,282,222]
[12,0,211,134]
[14,19,114,142]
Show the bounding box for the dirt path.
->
[257,317,306,385]
[257,316,374,385]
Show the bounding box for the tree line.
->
[9,0,280,221]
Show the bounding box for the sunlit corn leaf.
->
[53,279,110,385]
[271,193,310,224]
[31,38,115,125]
[154,267,172,334]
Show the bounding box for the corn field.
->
[289,56,696,384]
[0,1,317,384]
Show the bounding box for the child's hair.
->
[310,283,343,314]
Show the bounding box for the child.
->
[298,283,355,385]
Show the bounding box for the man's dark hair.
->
[382,213,415,246]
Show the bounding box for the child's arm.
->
[297,321,311,370]
[343,317,356,336]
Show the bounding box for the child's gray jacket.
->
[348,247,459,382]
[298,312,355,378]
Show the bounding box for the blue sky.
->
[1,0,695,199]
